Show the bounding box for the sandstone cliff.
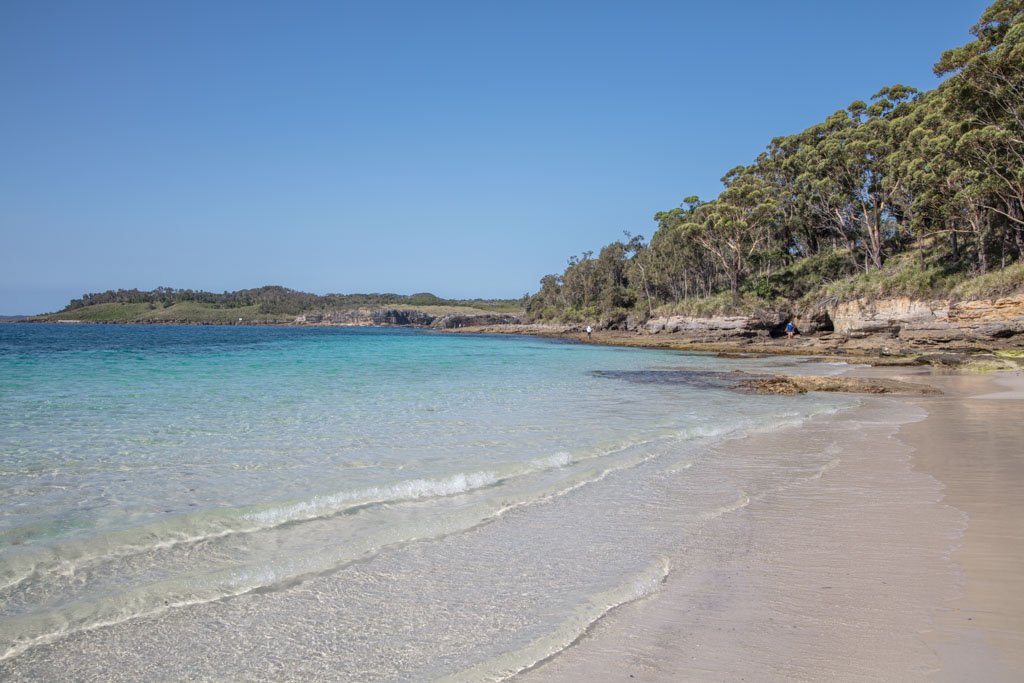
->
[638,294,1024,351]
[828,294,1024,347]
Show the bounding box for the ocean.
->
[0,323,860,680]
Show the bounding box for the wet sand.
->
[519,369,1024,682]
[903,372,1024,680]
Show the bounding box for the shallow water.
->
[0,323,858,679]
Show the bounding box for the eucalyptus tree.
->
[891,89,997,269]
[560,251,598,315]
[623,232,655,318]
[526,274,565,320]
[682,168,778,304]
[758,135,828,259]
[792,87,919,272]
[593,240,636,314]
[935,0,1024,259]
[523,0,1023,321]
[648,196,714,300]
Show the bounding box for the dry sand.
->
[518,369,1024,682]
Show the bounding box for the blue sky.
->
[1,0,989,314]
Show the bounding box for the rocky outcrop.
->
[736,374,943,396]
[432,314,522,329]
[317,309,437,326]
[591,368,942,395]
[828,294,1024,346]
[294,309,523,328]
[633,294,1023,351]
[642,310,788,339]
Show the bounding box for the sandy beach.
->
[904,371,1024,680]
[2,325,1021,681]
[519,368,1024,682]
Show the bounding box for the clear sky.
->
[0,0,990,314]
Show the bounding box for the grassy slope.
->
[49,303,159,322]
[650,257,1024,319]
[49,302,276,323]
[806,258,1022,304]
[142,302,269,322]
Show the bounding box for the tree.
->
[683,169,778,304]
[623,232,655,318]
[791,87,919,272]
[936,0,1024,256]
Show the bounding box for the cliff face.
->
[287,298,1023,352]
[319,309,437,326]
[431,313,522,329]
[296,309,522,329]
[643,312,786,338]
[638,294,1024,351]
[829,294,1024,346]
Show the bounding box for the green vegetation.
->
[50,302,270,323]
[654,292,767,318]
[802,252,962,303]
[47,285,526,323]
[528,1,1024,324]
[135,302,267,323]
[950,261,1024,298]
[51,303,162,322]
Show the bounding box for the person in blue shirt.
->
[785,321,796,338]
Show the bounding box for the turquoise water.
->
[0,324,857,679]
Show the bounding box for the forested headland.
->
[526,1,1024,326]
[45,286,524,323]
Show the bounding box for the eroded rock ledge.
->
[639,293,1024,351]
[830,294,1024,345]
[591,369,942,396]
[736,375,943,396]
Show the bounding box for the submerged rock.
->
[736,375,942,396]
[592,369,942,396]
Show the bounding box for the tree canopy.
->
[63,286,524,316]
[528,1,1024,324]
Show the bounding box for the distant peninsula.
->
[28,286,526,328]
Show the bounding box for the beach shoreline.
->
[2,324,1021,680]
[900,370,1024,681]
[518,367,1024,682]
[445,324,1024,371]
[13,319,1024,373]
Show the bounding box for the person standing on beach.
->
[586,325,592,339]
[785,321,796,338]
